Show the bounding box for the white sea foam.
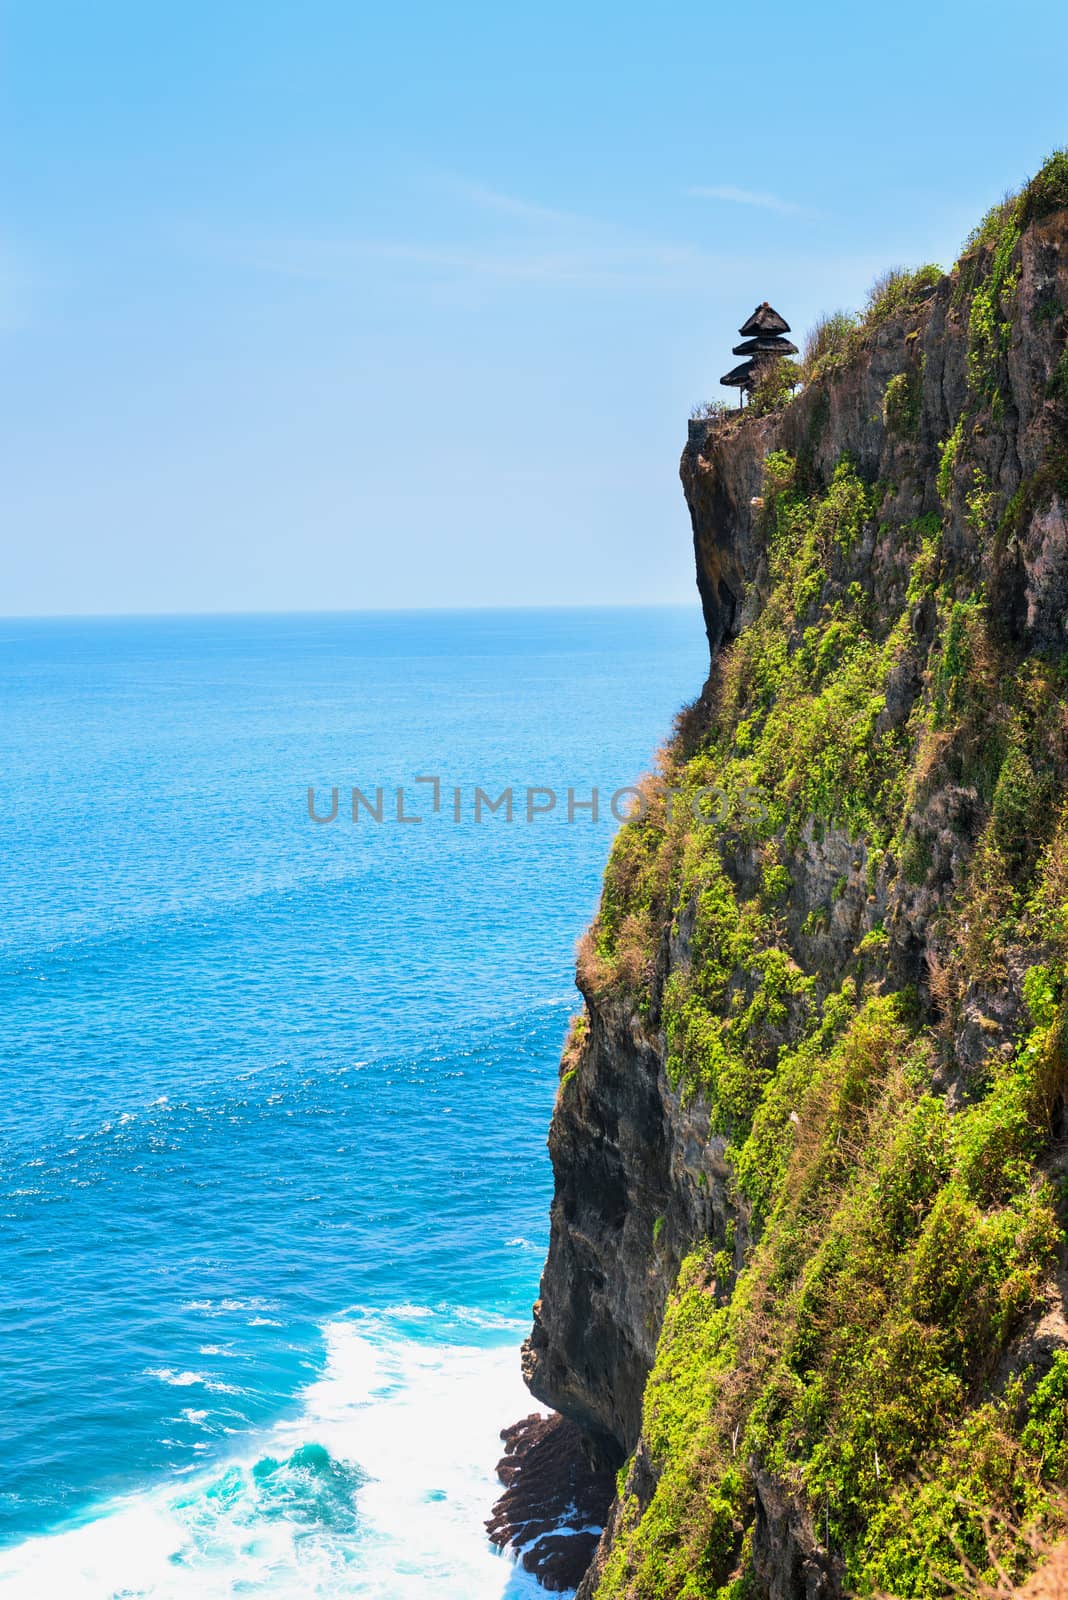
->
[0,1313,561,1599]
[143,1368,242,1395]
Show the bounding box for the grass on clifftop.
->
[698,153,1068,427]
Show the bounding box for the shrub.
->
[863,265,942,327]
[810,457,874,553]
[883,366,923,438]
[963,193,1019,256]
[967,213,1021,413]
[1017,148,1068,227]
[691,399,733,422]
[966,467,997,534]
[937,417,964,506]
[959,151,1068,273]
[931,594,984,725]
[749,356,801,417]
[954,152,1068,411]
[763,449,797,498]
[1021,1353,1068,1479]
[575,925,615,994]
[802,311,857,383]
[560,1010,588,1074]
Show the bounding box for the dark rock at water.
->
[486,1412,614,1592]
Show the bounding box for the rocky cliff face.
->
[524,989,737,1465]
[522,159,1068,1600]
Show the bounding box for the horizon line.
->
[0,597,701,626]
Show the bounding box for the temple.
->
[719,302,798,404]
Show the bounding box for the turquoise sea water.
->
[0,607,705,1599]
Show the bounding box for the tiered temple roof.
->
[739,303,792,338]
[720,303,798,398]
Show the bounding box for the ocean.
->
[0,607,705,1598]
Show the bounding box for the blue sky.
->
[2,0,1065,616]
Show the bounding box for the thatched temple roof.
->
[719,302,795,394]
[732,334,799,357]
[738,302,791,337]
[719,359,756,389]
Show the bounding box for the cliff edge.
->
[522,154,1068,1598]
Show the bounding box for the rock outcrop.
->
[522,160,1068,1599]
[486,1412,615,1591]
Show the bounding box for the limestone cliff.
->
[523,155,1068,1599]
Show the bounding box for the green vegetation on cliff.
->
[577,153,1068,1598]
